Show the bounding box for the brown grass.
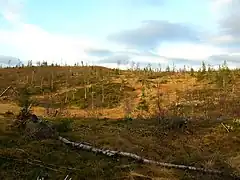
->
[0,65,239,179]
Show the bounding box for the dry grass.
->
[0,65,240,179]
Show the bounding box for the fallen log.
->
[17,113,238,178]
[58,136,232,176]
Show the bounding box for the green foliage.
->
[41,61,48,66]
[201,61,206,73]
[124,114,133,122]
[190,67,195,76]
[207,64,212,72]
[195,61,235,87]
[30,85,57,95]
[226,118,240,132]
[165,65,171,72]
[114,68,120,75]
[214,61,233,89]
[136,87,149,112]
[54,118,73,133]
[196,61,208,81]
[17,86,32,109]
[136,98,149,111]
[158,116,189,132]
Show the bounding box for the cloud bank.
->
[0,0,239,69]
[107,20,201,50]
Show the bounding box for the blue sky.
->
[23,0,213,34]
[0,0,240,69]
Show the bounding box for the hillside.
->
[0,65,240,180]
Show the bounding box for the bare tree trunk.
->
[72,91,75,101]
[84,80,87,100]
[101,81,104,103]
[58,136,226,176]
[91,91,94,110]
[26,75,29,84]
[41,77,44,96]
[31,70,35,85]
[51,72,54,91]
[65,92,68,104]
[40,77,44,89]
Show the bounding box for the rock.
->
[24,121,57,140]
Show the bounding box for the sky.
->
[0,0,240,69]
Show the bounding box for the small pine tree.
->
[17,86,32,109]
[196,61,207,81]
[207,64,212,72]
[214,61,232,89]
[136,87,149,112]
[27,60,33,67]
[41,61,48,66]
[190,67,194,76]
[201,61,206,73]
[166,65,170,72]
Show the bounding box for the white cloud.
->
[94,62,131,70]
[210,0,232,18]
[0,24,99,64]
[156,43,224,61]
[130,53,168,64]
[0,0,121,65]
[209,0,240,41]
[0,0,126,65]
[209,34,234,44]
[0,0,24,23]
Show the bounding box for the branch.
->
[0,155,81,173]
[0,86,12,97]
[221,122,230,132]
[0,155,62,172]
